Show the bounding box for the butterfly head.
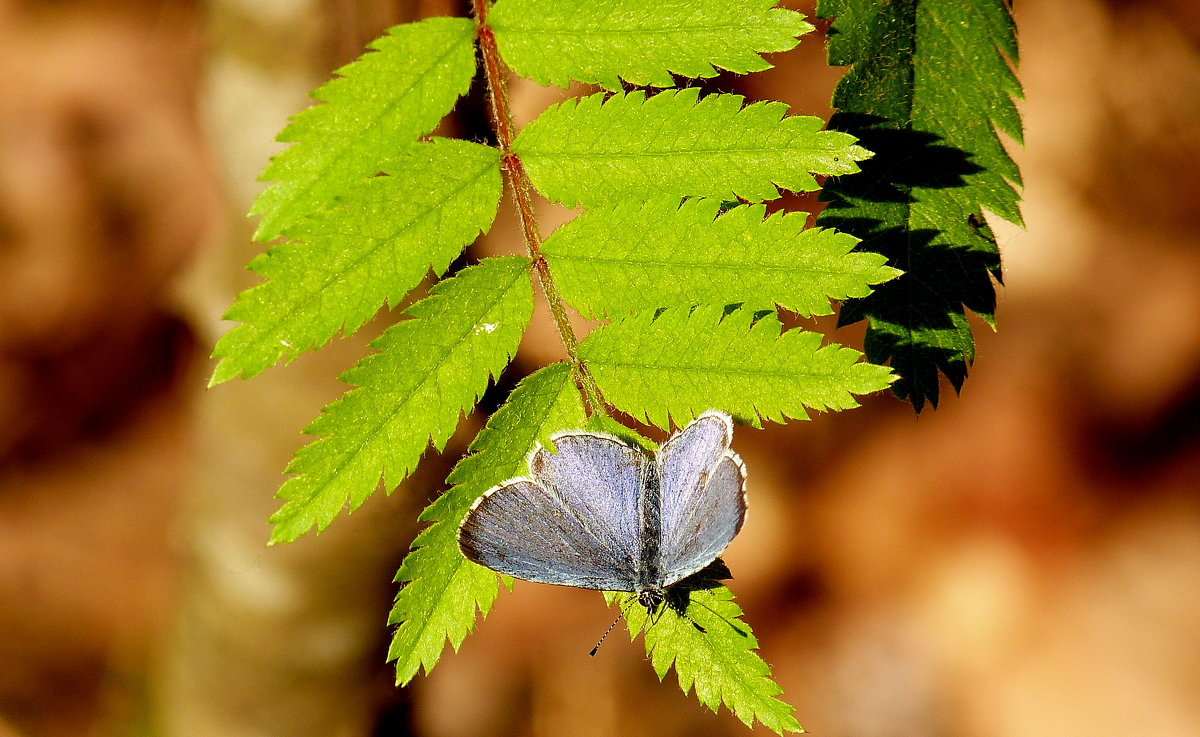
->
[637,585,709,635]
[637,586,664,613]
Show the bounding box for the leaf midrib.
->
[545,251,869,277]
[521,145,832,158]
[493,23,783,38]
[586,358,846,382]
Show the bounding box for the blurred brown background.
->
[1,0,1198,735]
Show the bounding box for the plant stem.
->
[472,0,606,417]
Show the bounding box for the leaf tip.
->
[207,357,242,388]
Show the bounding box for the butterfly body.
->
[458,411,746,614]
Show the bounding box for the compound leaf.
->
[816,0,1023,410]
[490,0,812,90]
[579,305,895,430]
[388,362,586,684]
[212,139,502,385]
[251,17,478,242]
[542,196,900,318]
[513,88,870,207]
[268,257,533,543]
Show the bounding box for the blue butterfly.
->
[458,411,746,616]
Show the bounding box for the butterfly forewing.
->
[458,432,645,591]
[528,433,645,570]
[656,412,747,586]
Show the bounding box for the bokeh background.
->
[1,0,1198,735]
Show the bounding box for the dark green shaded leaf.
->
[816,0,1023,411]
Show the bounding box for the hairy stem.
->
[472,0,606,416]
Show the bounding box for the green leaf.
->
[578,305,894,429]
[388,362,586,684]
[489,0,812,90]
[816,0,1022,411]
[583,413,658,453]
[251,17,478,242]
[212,140,503,385]
[542,197,900,319]
[513,88,871,207]
[621,587,802,733]
[268,257,533,543]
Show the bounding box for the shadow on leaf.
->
[819,114,1001,412]
[662,558,748,638]
[824,113,984,201]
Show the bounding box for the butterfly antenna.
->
[667,598,706,634]
[690,591,747,637]
[589,613,622,656]
[590,597,638,656]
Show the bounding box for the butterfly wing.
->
[656,411,747,587]
[458,432,645,591]
[527,432,646,570]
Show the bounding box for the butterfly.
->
[457,411,746,617]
